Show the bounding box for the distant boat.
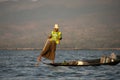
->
[43,55,120,67]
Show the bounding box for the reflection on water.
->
[0,50,120,80]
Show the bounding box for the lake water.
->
[0,49,120,80]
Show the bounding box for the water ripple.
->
[0,50,120,80]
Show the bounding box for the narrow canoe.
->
[43,58,120,67]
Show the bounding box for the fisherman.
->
[100,52,117,63]
[36,24,62,65]
[109,52,117,62]
[100,55,106,63]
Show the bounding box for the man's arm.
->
[59,32,62,40]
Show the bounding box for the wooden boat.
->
[43,55,120,67]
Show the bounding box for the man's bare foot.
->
[37,56,41,62]
[35,56,41,67]
[52,60,54,64]
[35,62,40,67]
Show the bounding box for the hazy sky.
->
[0,0,120,48]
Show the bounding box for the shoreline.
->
[0,48,120,50]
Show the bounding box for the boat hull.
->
[44,58,120,67]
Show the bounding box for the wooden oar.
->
[35,39,49,67]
